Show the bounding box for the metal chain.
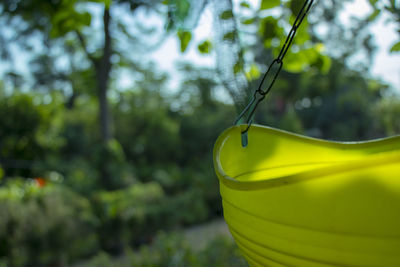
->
[235,0,315,146]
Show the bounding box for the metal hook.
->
[233,0,314,148]
[234,93,264,147]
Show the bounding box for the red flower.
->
[34,177,46,187]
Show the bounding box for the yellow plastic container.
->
[213,124,400,267]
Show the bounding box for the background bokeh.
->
[0,0,399,266]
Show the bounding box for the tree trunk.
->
[72,6,116,189]
[97,7,112,142]
[95,7,114,189]
[65,91,78,109]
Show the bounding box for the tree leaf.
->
[258,16,279,41]
[175,0,191,23]
[220,10,234,20]
[233,61,244,74]
[87,0,112,8]
[81,12,92,27]
[241,18,254,25]
[223,31,236,42]
[104,0,112,9]
[245,63,260,81]
[260,0,280,10]
[289,0,303,15]
[197,40,212,54]
[319,55,332,74]
[240,2,251,8]
[177,30,192,52]
[368,9,381,21]
[368,0,379,7]
[283,51,306,73]
[292,19,309,45]
[390,41,400,53]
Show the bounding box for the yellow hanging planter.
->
[213,124,400,267]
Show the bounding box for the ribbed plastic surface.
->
[213,125,400,267]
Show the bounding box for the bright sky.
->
[341,0,400,90]
[148,0,400,91]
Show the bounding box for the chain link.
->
[235,0,315,145]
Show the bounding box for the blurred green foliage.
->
[1,59,399,265]
[93,182,208,252]
[81,232,248,267]
[0,179,98,266]
[130,232,248,267]
[0,0,400,266]
[0,178,210,266]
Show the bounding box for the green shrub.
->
[198,236,248,267]
[0,179,98,266]
[93,183,209,253]
[78,231,249,267]
[372,97,400,136]
[93,182,165,252]
[0,94,45,178]
[129,232,248,267]
[160,189,209,226]
[78,251,115,267]
[130,232,197,267]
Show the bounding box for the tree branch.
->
[75,30,97,66]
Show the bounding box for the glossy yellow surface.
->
[213,125,400,267]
